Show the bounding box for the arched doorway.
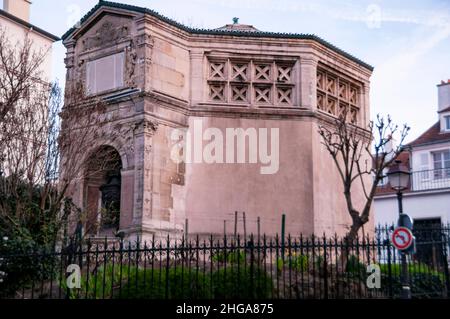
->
[84,145,123,237]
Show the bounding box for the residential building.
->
[375,80,450,227]
[0,0,59,81]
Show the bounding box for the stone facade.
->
[62,2,373,241]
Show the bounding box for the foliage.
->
[345,254,366,276]
[277,253,309,273]
[379,262,445,278]
[62,264,212,299]
[0,25,127,295]
[212,265,273,299]
[0,236,58,296]
[121,266,212,299]
[61,263,135,299]
[380,271,445,299]
[61,262,274,299]
[211,249,246,264]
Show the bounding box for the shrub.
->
[277,254,309,273]
[61,263,134,299]
[211,250,246,264]
[345,255,366,276]
[212,265,273,299]
[120,266,212,299]
[379,263,446,298]
[380,263,444,278]
[0,234,58,297]
[63,263,212,299]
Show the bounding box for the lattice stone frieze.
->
[326,97,337,115]
[255,64,271,81]
[317,71,325,90]
[277,87,292,105]
[207,58,296,106]
[210,84,225,101]
[337,102,348,119]
[326,76,337,95]
[277,65,292,82]
[350,107,358,124]
[255,86,271,104]
[349,86,358,105]
[210,62,226,80]
[231,62,249,81]
[317,92,325,111]
[231,85,248,102]
[338,82,348,100]
[316,66,362,123]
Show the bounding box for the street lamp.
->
[387,160,412,299]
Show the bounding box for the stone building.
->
[61,1,373,241]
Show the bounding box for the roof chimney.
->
[437,80,450,112]
[3,0,32,22]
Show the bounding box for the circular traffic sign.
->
[391,227,413,250]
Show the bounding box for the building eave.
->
[0,9,60,42]
[61,0,373,71]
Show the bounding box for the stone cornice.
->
[62,1,373,72]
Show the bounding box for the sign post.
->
[391,213,415,299]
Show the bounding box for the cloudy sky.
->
[10,0,450,142]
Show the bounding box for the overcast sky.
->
[11,0,450,142]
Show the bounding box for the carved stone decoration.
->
[210,62,226,80]
[137,33,154,48]
[125,41,138,87]
[76,59,86,87]
[231,62,249,81]
[255,86,271,104]
[210,84,225,101]
[82,21,129,51]
[207,57,295,106]
[231,85,248,102]
[133,119,159,136]
[277,65,292,82]
[277,86,292,105]
[316,66,361,121]
[255,64,271,81]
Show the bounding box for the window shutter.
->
[419,153,429,170]
[419,153,430,181]
[85,52,125,95]
[115,52,124,88]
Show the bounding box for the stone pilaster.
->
[362,82,371,127]
[299,56,318,109]
[135,17,154,93]
[131,118,158,226]
[190,50,204,105]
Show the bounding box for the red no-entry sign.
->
[391,226,414,250]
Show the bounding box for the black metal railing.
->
[377,168,450,192]
[410,168,450,191]
[1,225,449,299]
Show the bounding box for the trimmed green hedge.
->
[62,263,273,299]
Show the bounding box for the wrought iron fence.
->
[1,225,449,299]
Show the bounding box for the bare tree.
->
[0,28,48,123]
[318,111,410,242]
[0,27,122,245]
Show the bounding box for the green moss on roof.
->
[62,0,373,71]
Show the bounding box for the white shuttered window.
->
[86,52,125,95]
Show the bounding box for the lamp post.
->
[387,160,412,299]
